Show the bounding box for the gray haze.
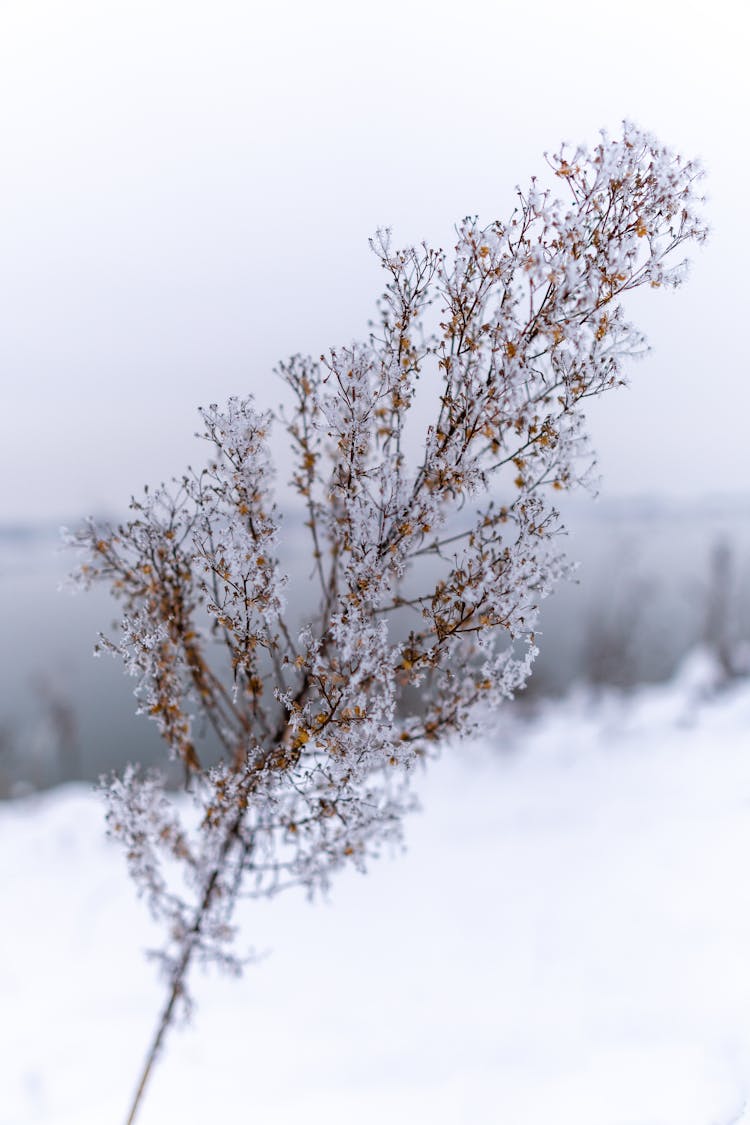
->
[1,0,748,522]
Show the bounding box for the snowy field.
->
[4,654,750,1125]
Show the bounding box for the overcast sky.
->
[1,0,748,522]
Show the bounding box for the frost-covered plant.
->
[71,123,706,1123]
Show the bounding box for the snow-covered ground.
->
[4,654,750,1125]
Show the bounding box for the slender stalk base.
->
[123,812,243,1125]
[124,962,189,1125]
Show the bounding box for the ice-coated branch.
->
[69,122,706,1124]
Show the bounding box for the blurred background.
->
[1,0,748,795]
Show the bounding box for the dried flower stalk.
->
[70,123,706,1123]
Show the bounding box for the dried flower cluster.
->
[71,123,706,1122]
